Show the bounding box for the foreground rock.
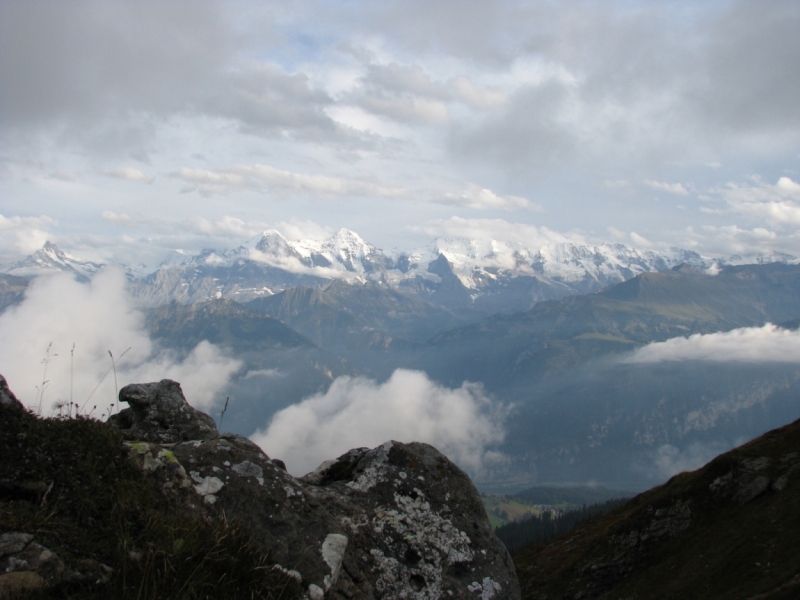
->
[108,379,519,600]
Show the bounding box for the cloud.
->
[247,249,350,280]
[250,369,508,477]
[438,183,533,211]
[173,164,407,198]
[626,324,800,364]
[101,211,133,225]
[0,213,56,257]
[103,167,154,184]
[185,216,271,239]
[345,62,451,125]
[714,176,800,227]
[449,76,506,110]
[651,441,730,480]
[644,180,689,195]
[0,268,241,417]
[415,216,584,247]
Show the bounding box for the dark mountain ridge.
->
[514,415,800,599]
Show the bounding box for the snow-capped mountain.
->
[2,241,104,281]
[7,232,800,313]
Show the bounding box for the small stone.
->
[0,533,33,558]
[0,571,46,597]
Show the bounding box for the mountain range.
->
[3,236,800,492]
[9,230,794,314]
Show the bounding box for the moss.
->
[0,405,302,599]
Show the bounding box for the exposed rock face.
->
[107,380,218,443]
[0,375,23,411]
[109,380,520,600]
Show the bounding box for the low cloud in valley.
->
[0,269,241,416]
[251,369,508,477]
[626,324,800,364]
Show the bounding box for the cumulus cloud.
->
[103,167,155,184]
[438,183,534,211]
[679,224,791,258]
[251,369,508,477]
[715,176,800,226]
[626,324,800,364]
[0,269,241,417]
[173,164,406,199]
[644,180,689,195]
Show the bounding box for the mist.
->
[250,369,508,478]
[0,269,241,417]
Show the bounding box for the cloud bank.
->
[626,324,800,364]
[0,269,241,416]
[251,369,508,477]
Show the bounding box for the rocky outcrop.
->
[0,375,23,411]
[107,380,218,444]
[108,379,519,600]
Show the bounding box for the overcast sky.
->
[1,0,799,268]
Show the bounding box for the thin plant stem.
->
[109,350,118,403]
[36,342,55,416]
[219,396,230,431]
[70,342,75,405]
[80,347,131,414]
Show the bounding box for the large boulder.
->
[107,380,218,443]
[108,380,520,600]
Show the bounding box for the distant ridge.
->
[6,234,798,313]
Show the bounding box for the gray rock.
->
[113,380,520,599]
[108,380,218,443]
[0,531,110,590]
[0,375,23,411]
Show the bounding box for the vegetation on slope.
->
[0,400,301,599]
[496,498,628,556]
[514,416,800,600]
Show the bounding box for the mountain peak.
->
[3,242,103,281]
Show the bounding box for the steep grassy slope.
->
[514,416,800,599]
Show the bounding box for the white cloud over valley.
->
[626,324,800,364]
[250,369,508,477]
[0,269,241,417]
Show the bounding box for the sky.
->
[2,0,800,269]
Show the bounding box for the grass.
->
[0,404,302,600]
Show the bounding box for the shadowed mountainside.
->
[514,416,800,599]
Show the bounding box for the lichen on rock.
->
[97,379,521,599]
